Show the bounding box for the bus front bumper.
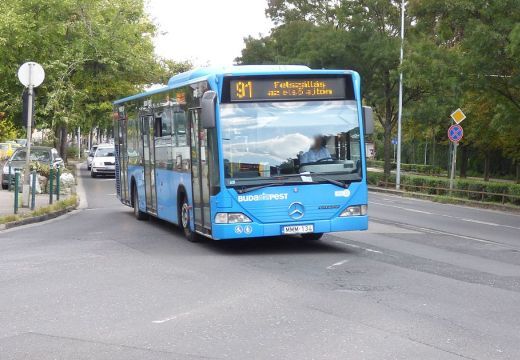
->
[211,216,368,240]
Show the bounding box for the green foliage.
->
[367,171,520,205]
[0,0,191,150]
[239,0,520,181]
[0,119,20,142]
[367,160,443,175]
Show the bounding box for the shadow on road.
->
[136,212,353,256]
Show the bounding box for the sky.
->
[146,0,274,67]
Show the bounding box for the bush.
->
[366,160,442,175]
[66,146,79,159]
[368,171,520,205]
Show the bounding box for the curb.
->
[368,186,520,213]
[0,205,77,230]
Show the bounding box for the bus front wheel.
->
[133,185,148,221]
[180,197,199,242]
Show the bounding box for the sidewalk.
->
[0,189,70,217]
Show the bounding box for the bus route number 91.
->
[235,81,253,99]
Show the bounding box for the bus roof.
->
[113,65,355,105]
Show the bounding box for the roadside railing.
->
[6,164,63,214]
[375,181,520,205]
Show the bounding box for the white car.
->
[90,144,115,178]
[86,145,98,170]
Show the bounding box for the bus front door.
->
[189,108,212,235]
[141,114,157,215]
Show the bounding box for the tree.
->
[0,0,190,159]
[238,1,423,178]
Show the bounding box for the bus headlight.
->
[339,205,367,217]
[215,212,252,224]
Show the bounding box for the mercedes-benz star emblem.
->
[288,202,304,220]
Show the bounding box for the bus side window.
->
[175,111,187,146]
[154,116,162,138]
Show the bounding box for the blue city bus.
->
[113,65,374,241]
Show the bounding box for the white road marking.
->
[370,201,519,229]
[334,240,384,255]
[365,248,383,254]
[327,259,349,269]
[370,202,433,215]
[152,311,192,324]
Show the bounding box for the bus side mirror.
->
[363,106,374,135]
[201,91,217,129]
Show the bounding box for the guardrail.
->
[375,181,520,205]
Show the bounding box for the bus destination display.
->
[230,78,347,102]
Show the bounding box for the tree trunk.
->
[460,145,468,178]
[483,154,490,181]
[59,125,67,162]
[411,140,416,164]
[89,128,93,149]
[383,124,392,179]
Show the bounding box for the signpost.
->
[448,109,466,191]
[392,137,397,162]
[17,62,45,206]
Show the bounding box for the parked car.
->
[1,146,63,190]
[90,144,115,178]
[0,142,20,159]
[86,145,98,170]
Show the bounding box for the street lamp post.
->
[396,0,405,190]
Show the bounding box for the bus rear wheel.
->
[180,197,199,242]
[133,184,148,221]
[301,233,323,241]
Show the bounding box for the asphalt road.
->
[1,167,519,360]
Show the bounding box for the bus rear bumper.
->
[211,216,368,240]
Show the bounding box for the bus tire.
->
[301,233,323,241]
[132,184,148,221]
[179,196,199,242]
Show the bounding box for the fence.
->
[374,180,520,205]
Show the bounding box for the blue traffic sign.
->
[448,124,463,143]
[391,138,397,145]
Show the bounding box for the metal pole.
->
[23,66,35,206]
[56,165,61,201]
[49,167,54,204]
[31,170,36,210]
[8,163,12,191]
[424,141,428,165]
[78,126,81,160]
[449,142,458,191]
[14,170,20,214]
[396,0,405,190]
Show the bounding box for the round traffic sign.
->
[448,124,463,143]
[17,62,45,87]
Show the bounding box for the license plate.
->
[282,224,314,234]
[106,165,115,170]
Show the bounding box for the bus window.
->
[174,111,187,146]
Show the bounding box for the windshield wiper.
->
[232,172,351,193]
[266,173,349,188]
[236,182,289,194]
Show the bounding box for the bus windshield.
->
[220,100,362,186]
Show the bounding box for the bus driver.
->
[300,135,332,164]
